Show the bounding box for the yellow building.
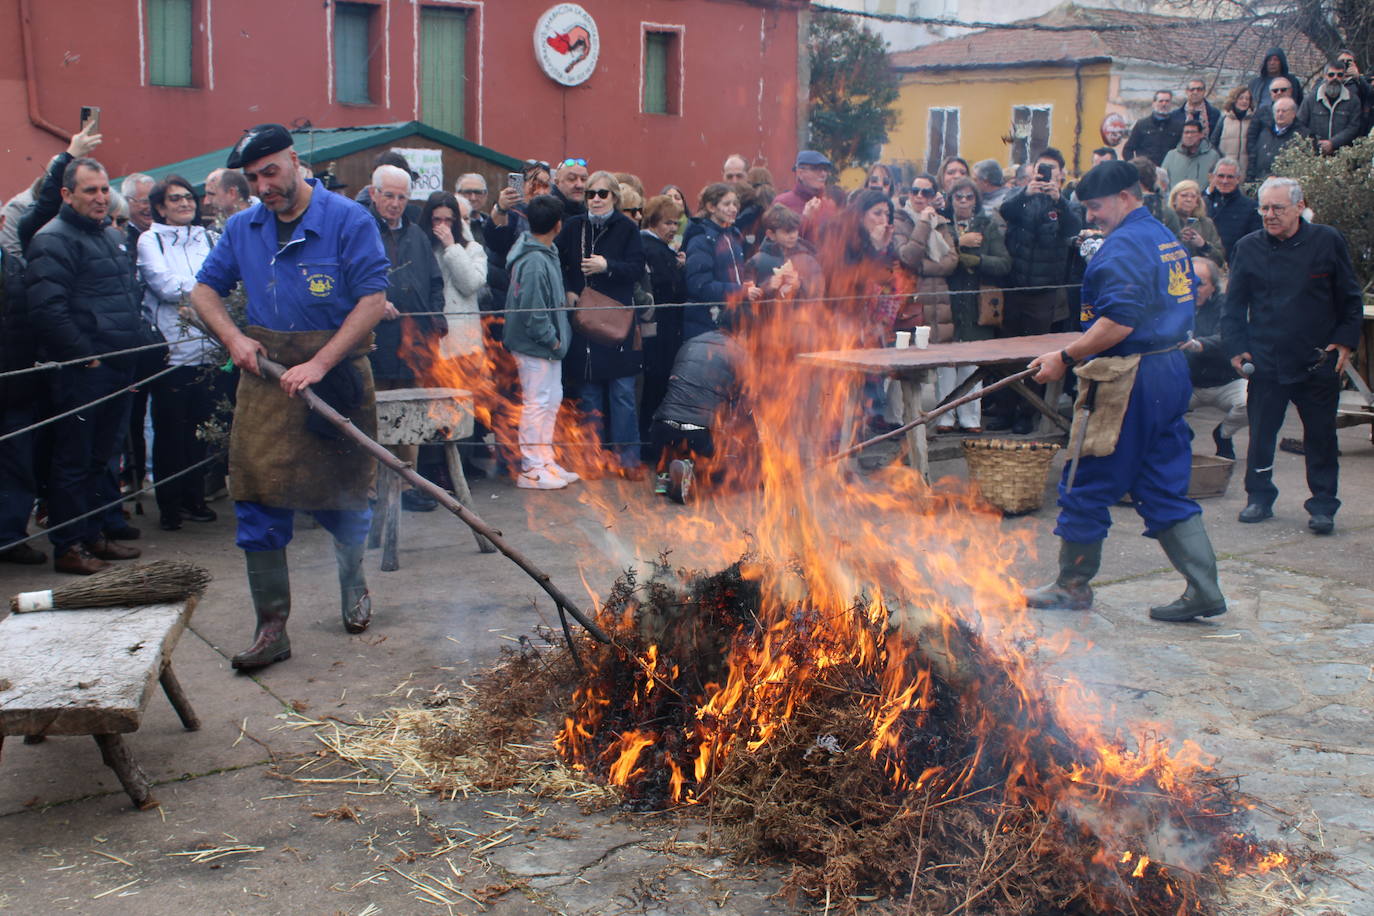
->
[882,3,1321,180]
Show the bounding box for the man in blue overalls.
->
[192,124,391,669]
[1024,159,1226,623]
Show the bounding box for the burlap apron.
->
[1071,354,1142,457]
[228,326,377,511]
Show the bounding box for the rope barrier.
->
[0,449,226,556]
[0,335,211,381]
[0,363,183,445]
[379,281,1087,320]
[0,282,1084,382]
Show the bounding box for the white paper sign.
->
[392,147,444,199]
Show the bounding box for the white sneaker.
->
[516,468,568,490]
[548,463,581,483]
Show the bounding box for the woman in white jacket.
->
[418,191,490,479]
[422,191,487,361]
[137,175,218,531]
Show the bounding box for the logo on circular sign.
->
[1100,112,1129,147]
[534,3,599,87]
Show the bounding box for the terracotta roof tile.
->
[891,3,1324,82]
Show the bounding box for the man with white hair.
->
[367,163,447,511]
[119,172,155,253]
[203,167,253,221]
[1248,96,1303,178]
[193,123,391,670]
[1222,176,1363,535]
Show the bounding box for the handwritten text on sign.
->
[392,147,444,199]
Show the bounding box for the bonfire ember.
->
[553,558,1292,915]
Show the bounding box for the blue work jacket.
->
[197,179,389,331]
[1079,207,1195,355]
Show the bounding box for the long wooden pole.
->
[827,366,1039,463]
[189,311,609,645]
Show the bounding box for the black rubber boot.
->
[1149,516,1227,621]
[1024,540,1102,610]
[231,549,291,670]
[335,539,372,633]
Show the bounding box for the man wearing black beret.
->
[192,124,392,670]
[1023,159,1226,623]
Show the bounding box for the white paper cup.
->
[894,330,911,349]
[914,326,931,349]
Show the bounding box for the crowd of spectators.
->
[0,42,1369,563]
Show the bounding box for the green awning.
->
[127,121,522,192]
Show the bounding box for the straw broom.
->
[11,560,212,613]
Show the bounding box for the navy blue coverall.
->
[1054,206,1201,544]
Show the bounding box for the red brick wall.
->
[2,0,806,207]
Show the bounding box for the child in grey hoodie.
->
[504,195,577,490]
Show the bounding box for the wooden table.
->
[369,386,494,571]
[0,600,200,810]
[799,333,1079,480]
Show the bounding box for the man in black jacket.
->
[1122,90,1184,167]
[367,164,447,511]
[1203,158,1262,263]
[1249,95,1304,178]
[1221,177,1363,535]
[997,148,1082,433]
[1183,257,1247,459]
[24,157,144,574]
[1297,62,1366,155]
[650,324,747,503]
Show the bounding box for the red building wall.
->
[2,0,808,204]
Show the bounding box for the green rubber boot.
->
[335,539,372,634]
[1024,540,1102,611]
[231,549,291,670]
[1149,516,1227,622]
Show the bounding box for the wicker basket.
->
[962,438,1062,515]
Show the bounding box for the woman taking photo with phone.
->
[1168,180,1225,264]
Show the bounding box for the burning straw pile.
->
[549,556,1294,915]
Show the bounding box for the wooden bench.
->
[0,600,200,810]
[369,386,495,570]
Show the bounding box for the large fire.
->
[401,260,1292,913]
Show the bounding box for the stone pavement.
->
[0,405,1371,914]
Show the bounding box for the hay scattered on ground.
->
[304,630,614,809]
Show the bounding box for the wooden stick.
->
[183,312,608,645]
[827,366,1040,463]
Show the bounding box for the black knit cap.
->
[1075,159,1140,202]
[226,124,293,169]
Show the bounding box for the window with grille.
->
[643,30,681,115]
[147,0,193,88]
[1010,105,1053,165]
[926,107,959,173]
[335,2,375,105]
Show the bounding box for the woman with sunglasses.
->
[555,170,648,478]
[136,175,218,531]
[896,172,958,363]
